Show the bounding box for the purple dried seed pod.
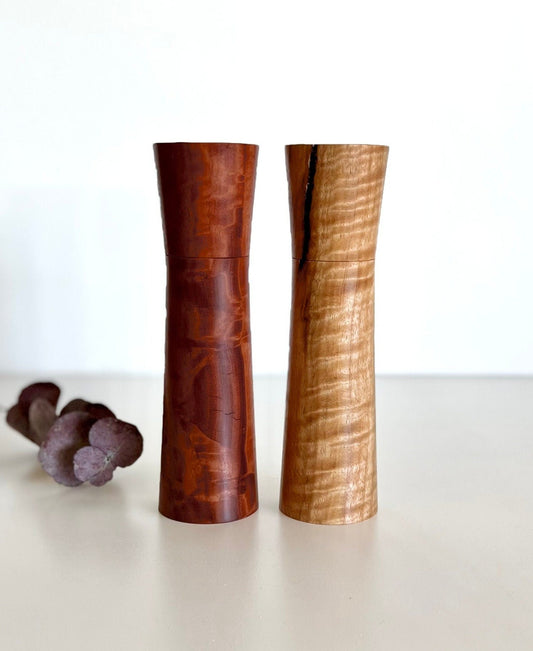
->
[6,382,61,443]
[18,382,60,413]
[59,398,91,415]
[88,418,143,468]
[60,398,115,420]
[6,404,31,438]
[73,446,115,487]
[86,403,116,420]
[28,398,57,445]
[38,412,96,487]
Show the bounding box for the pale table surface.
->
[0,375,532,650]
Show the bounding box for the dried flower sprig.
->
[5,382,143,487]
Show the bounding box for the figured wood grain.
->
[155,142,257,258]
[154,142,258,524]
[287,144,388,262]
[280,144,388,525]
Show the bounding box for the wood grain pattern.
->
[280,144,388,525]
[287,144,388,262]
[155,142,256,258]
[154,142,258,524]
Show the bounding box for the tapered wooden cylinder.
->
[154,142,259,524]
[280,144,388,525]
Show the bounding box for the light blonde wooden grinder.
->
[280,144,389,525]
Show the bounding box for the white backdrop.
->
[1,0,531,375]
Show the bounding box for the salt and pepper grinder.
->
[154,142,259,524]
[280,144,389,525]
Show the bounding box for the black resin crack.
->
[299,144,318,270]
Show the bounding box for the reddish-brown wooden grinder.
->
[154,142,259,524]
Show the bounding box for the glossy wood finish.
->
[280,144,388,525]
[154,142,258,524]
[155,142,256,258]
